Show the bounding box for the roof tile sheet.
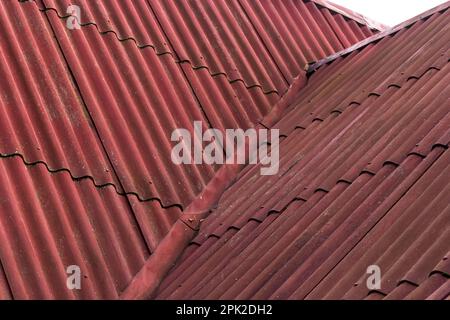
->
[44,8,217,206]
[0,156,150,299]
[0,0,119,187]
[36,0,377,94]
[157,7,450,300]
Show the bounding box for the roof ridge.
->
[310,0,388,31]
[25,0,281,96]
[308,0,450,73]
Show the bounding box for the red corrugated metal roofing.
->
[34,0,377,93]
[7,0,376,208]
[156,5,450,299]
[1,0,378,300]
[238,0,376,83]
[0,0,119,188]
[45,9,217,206]
[0,155,147,299]
[15,0,378,206]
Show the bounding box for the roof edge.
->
[307,0,450,73]
[310,0,389,31]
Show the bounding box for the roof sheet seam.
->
[302,147,448,298]
[236,0,291,89]
[24,0,281,96]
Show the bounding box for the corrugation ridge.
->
[23,0,280,96]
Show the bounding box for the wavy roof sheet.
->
[2,0,378,299]
[36,0,378,93]
[156,5,450,300]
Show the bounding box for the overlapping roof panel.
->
[45,9,216,206]
[0,0,119,187]
[0,0,393,299]
[157,6,450,300]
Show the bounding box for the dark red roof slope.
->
[2,0,376,299]
[156,4,450,299]
[36,0,379,92]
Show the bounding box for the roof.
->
[2,0,376,299]
[311,0,389,31]
[155,3,450,300]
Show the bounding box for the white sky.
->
[330,0,448,26]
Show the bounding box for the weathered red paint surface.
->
[0,0,391,299]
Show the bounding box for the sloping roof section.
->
[45,9,217,207]
[1,0,384,299]
[0,0,120,188]
[34,0,378,94]
[12,0,379,207]
[238,0,378,83]
[156,5,450,299]
[0,156,152,299]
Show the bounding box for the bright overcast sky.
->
[330,0,448,26]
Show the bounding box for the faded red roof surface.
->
[1,0,375,299]
[156,4,450,300]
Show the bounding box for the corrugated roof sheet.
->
[35,0,377,93]
[0,155,149,299]
[0,0,119,188]
[156,5,450,300]
[2,0,377,299]
[17,0,378,206]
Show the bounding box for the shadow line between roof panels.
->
[21,0,280,96]
[0,152,183,210]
